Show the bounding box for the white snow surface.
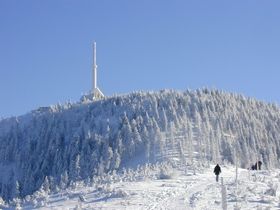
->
[2,89,280,208]
[5,165,280,210]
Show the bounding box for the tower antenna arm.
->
[92,41,104,99]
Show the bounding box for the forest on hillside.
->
[0,89,280,201]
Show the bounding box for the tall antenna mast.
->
[92,41,104,99]
[93,42,97,91]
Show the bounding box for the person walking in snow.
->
[257,161,262,170]
[255,160,262,170]
[214,164,221,182]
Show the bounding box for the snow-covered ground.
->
[2,89,280,206]
[5,164,280,210]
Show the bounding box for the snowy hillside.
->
[1,89,280,203]
[2,164,280,209]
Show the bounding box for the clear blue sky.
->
[1,1,280,118]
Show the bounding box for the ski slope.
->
[6,165,280,210]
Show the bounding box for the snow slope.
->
[5,164,280,209]
[1,88,280,203]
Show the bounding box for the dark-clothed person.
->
[214,164,221,182]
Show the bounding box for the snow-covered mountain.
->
[1,89,280,202]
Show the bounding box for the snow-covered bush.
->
[10,198,22,209]
[159,166,175,179]
[265,182,278,196]
[15,202,22,210]
[95,183,129,199]
[97,184,113,194]
[78,194,86,202]
[0,196,7,209]
[108,189,130,198]
[35,198,47,208]
[158,162,175,179]
[30,198,38,208]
